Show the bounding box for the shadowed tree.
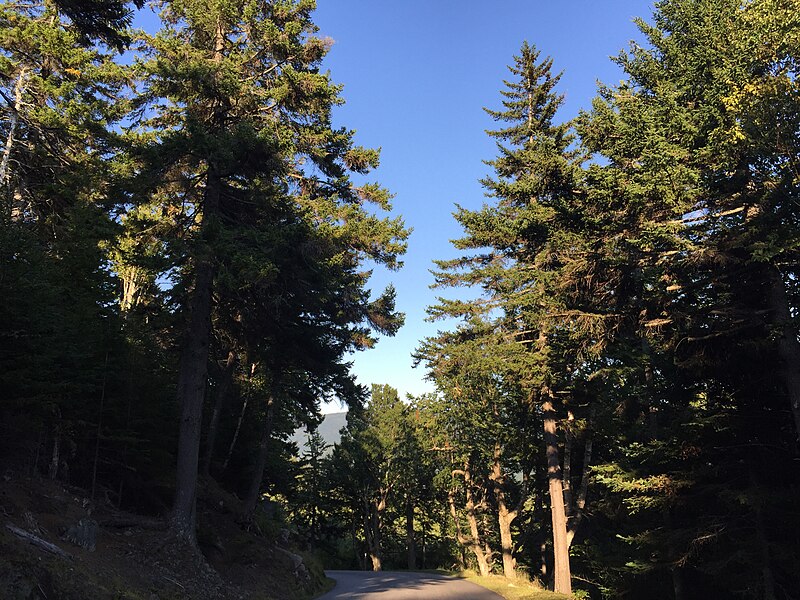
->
[130,0,408,544]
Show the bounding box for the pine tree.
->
[0,0,132,483]
[422,42,586,593]
[129,0,408,544]
[573,0,800,594]
[52,0,144,49]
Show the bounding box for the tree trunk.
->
[768,270,800,442]
[202,350,236,476]
[369,504,382,571]
[540,541,548,583]
[170,168,220,544]
[222,362,255,472]
[748,458,777,600]
[567,407,594,548]
[350,521,359,570]
[543,398,571,595]
[241,391,276,521]
[534,463,548,581]
[1,68,26,189]
[421,515,426,569]
[491,441,519,579]
[483,531,494,574]
[364,497,384,572]
[448,478,489,577]
[755,500,777,600]
[49,426,60,481]
[497,507,514,579]
[363,502,372,570]
[406,499,416,570]
[562,418,573,518]
[464,474,490,576]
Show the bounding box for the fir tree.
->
[129,0,408,544]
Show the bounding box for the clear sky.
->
[134,1,655,409]
[311,1,654,408]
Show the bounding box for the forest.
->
[1,0,799,599]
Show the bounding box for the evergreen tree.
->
[53,0,144,49]
[572,0,800,595]
[129,0,408,544]
[328,384,415,571]
[0,0,131,484]
[422,42,587,593]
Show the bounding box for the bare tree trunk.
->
[540,540,548,583]
[543,397,571,595]
[447,489,467,561]
[369,503,382,571]
[754,500,777,600]
[350,521,359,569]
[222,362,255,471]
[448,476,490,577]
[363,502,372,570]
[1,68,26,188]
[768,270,800,442]
[118,265,147,313]
[406,499,416,570]
[567,408,594,548]
[362,495,385,572]
[202,349,236,476]
[49,426,60,481]
[497,507,514,579]
[464,472,490,576]
[241,391,276,521]
[421,515,426,569]
[170,168,220,544]
[562,416,573,517]
[483,529,494,574]
[534,464,548,581]
[491,441,524,579]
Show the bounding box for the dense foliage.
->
[0,0,407,545]
[410,0,800,597]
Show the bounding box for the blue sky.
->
[134,1,655,408]
[311,1,654,407]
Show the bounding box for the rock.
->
[278,528,290,545]
[62,518,98,551]
[276,547,310,583]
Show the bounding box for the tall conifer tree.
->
[132,0,408,543]
[423,42,586,593]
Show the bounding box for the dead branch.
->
[5,523,71,559]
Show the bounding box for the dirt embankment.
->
[0,475,327,599]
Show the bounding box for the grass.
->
[455,571,572,600]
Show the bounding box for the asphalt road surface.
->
[318,570,505,599]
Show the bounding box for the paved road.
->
[317,570,505,599]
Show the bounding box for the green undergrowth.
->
[454,570,572,600]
